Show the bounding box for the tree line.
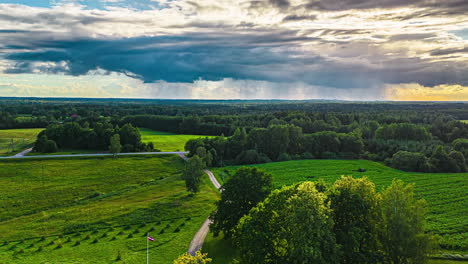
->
[34,122,153,153]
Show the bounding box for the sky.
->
[0,0,467,100]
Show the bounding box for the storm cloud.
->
[0,0,467,100]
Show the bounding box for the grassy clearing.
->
[211,159,468,251]
[0,155,219,263]
[460,120,468,124]
[0,128,43,155]
[139,128,215,152]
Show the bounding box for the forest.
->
[0,98,466,173]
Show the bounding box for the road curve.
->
[0,151,189,159]
[178,153,222,256]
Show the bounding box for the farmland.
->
[139,128,214,152]
[0,155,219,263]
[211,159,468,251]
[0,128,42,155]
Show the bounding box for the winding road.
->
[178,153,222,255]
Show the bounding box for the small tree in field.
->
[109,134,121,157]
[183,155,204,193]
[174,251,211,264]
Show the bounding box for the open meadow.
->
[139,128,215,152]
[0,155,219,263]
[210,159,468,256]
[0,128,43,155]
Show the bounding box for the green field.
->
[208,159,468,258]
[139,128,214,152]
[0,155,219,263]
[460,120,468,124]
[0,128,43,155]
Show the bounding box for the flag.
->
[147,236,154,242]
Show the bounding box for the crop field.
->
[0,155,219,263]
[139,128,215,152]
[0,128,43,155]
[211,159,468,251]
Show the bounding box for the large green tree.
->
[235,182,339,264]
[379,179,436,264]
[210,167,273,238]
[329,176,382,264]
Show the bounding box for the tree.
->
[174,251,212,264]
[388,151,431,172]
[183,155,204,193]
[329,176,382,264]
[235,182,339,264]
[34,135,48,152]
[44,139,58,153]
[430,145,456,172]
[448,151,467,172]
[452,138,468,157]
[109,134,121,157]
[210,167,273,238]
[379,179,436,264]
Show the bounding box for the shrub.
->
[387,151,431,172]
[115,251,122,261]
[127,234,133,238]
[158,229,165,235]
[277,152,291,161]
[37,246,43,252]
[84,234,90,240]
[65,237,72,243]
[100,233,107,238]
[117,231,124,236]
[110,236,116,241]
[91,239,98,244]
[73,241,80,246]
[173,227,181,233]
[55,243,63,249]
[47,241,55,246]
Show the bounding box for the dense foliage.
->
[33,122,152,153]
[234,176,436,264]
[210,167,273,238]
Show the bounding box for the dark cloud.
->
[2,31,468,88]
[430,47,468,56]
[282,14,317,21]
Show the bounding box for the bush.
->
[127,234,133,238]
[277,152,291,161]
[387,151,431,172]
[91,238,98,244]
[73,241,80,246]
[44,139,58,153]
[122,144,134,152]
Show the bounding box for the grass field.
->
[0,155,219,263]
[460,120,468,124]
[139,128,215,152]
[207,159,467,259]
[0,128,43,155]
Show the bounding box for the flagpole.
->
[147,232,149,264]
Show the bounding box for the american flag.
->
[147,236,154,242]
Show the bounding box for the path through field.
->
[177,153,223,255]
